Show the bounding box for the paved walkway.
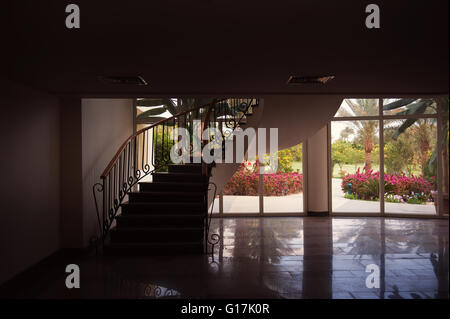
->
[332,179,435,214]
[210,180,436,215]
[212,194,304,213]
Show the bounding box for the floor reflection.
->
[0,217,448,299]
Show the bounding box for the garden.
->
[341,168,434,204]
[331,98,448,209]
[222,144,304,196]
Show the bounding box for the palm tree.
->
[412,119,435,175]
[339,127,354,141]
[384,97,448,193]
[135,98,214,123]
[135,98,249,124]
[338,99,379,171]
[383,98,435,138]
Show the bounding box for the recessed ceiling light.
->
[99,75,148,86]
[287,75,335,84]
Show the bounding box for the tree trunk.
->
[421,153,427,175]
[363,133,374,172]
[365,150,372,171]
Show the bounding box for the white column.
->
[306,126,329,214]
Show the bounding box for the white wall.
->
[258,95,342,150]
[0,78,61,285]
[307,126,329,212]
[81,99,133,246]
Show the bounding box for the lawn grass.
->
[291,162,422,177]
[292,161,302,173]
[332,164,378,178]
[331,163,422,178]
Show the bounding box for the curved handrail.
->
[93,97,259,249]
[101,98,225,178]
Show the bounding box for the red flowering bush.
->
[222,163,259,195]
[222,163,303,196]
[341,168,434,202]
[262,172,303,196]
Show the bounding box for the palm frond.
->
[383,98,417,111]
[136,107,167,119]
[392,118,417,140]
[136,99,167,107]
[344,99,364,116]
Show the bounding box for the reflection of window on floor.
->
[332,218,448,299]
[330,98,445,216]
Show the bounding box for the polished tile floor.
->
[1,217,448,299]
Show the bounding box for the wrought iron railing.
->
[212,98,257,148]
[93,98,259,253]
[205,182,219,255]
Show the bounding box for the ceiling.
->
[5,0,449,96]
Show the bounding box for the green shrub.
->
[291,144,303,162]
[385,139,414,174]
[406,197,425,205]
[277,148,294,173]
[153,132,175,172]
[332,141,364,171]
[342,169,433,204]
[344,193,358,200]
[354,177,379,200]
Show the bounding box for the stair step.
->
[128,191,205,203]
[121,202,206,215]
[98,100,260,256]
[168,164,202,174]
[110,227,204,243]
[116,214,205,228]
[103,242,204,256]
[139,181,208,192]
[152,172,208,183]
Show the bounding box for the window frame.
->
[213,142,307,217]
[329,97,445,218]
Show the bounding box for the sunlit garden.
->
[223,144,303,197]
[331,98,449,215]
[216,97,448,215]
[220,144,304,213]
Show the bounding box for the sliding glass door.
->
[330,97,447,217]
[214,143,305,216]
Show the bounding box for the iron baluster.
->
[92,99,258,250]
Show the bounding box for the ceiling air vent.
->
[99,75,148,86]
[287,75,335,85]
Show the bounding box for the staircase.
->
[93,98,259,256]
[104,164,211,255]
